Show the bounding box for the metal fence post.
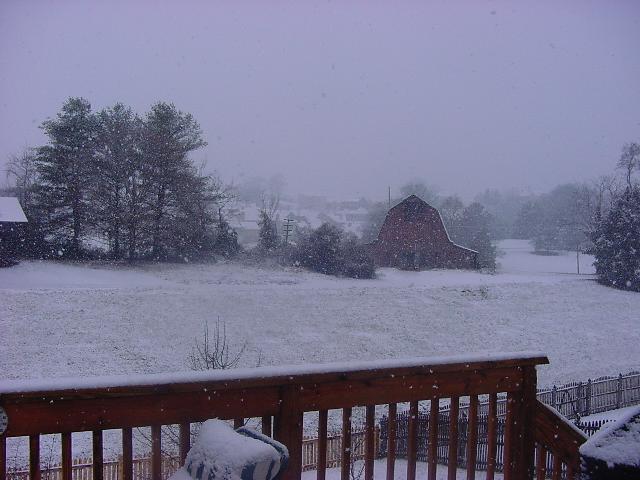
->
[585,379,592,416]
[551,386,557,410]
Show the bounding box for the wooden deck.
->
[0,353,586,480]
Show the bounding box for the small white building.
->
[0,197,28,264]
[0,197,28,223]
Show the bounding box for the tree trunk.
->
[71,183,82,257]
[113,190,121,259]
[152,186,166,258]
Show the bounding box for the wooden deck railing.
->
[0,353,585,480]
[533,402,587,480]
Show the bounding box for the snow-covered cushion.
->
[170,419,289,480]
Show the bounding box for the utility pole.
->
[282,218,295,245]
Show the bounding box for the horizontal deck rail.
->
[0,352,580,480]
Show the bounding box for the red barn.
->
[370,195,478,270]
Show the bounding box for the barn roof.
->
[389,194,435,211]
[0,197,28,223]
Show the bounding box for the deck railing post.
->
[512,366,537,480]
[274,385,304,480]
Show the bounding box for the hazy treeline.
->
[481,145,638,256]
[5,98,238,261]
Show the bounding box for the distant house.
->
[0,197,28,265]
[369,195,478,270]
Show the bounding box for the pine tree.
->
[170,172,219,260]
[213,210,239,258]
[339,234,375,278]
[93,103,140,259]
[592,187,640,291]
[34,98,98,257]
[297,223,342,275]
[361,202,389,243]
[439,195,465,243]
[258,210,279,251]
[460,202,497,270]
[140,102,207,259]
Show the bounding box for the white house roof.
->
[0,197,28,222]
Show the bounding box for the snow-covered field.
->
[300,460,504,480]
[1,239,639,387]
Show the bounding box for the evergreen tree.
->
[439,195,465,243]
[140,102,207,259]
[460,202,497,270]
[213,210,240,258]
[361,202,389,243]
[592,187,640,292]
[24,98,224,262]
[34,97,98,257]
[617,142,640,190]
[93,103,140,259]
[258,210,279,251]
[169,171,219,260]
[339,234,375,278]
[297,223,342,275]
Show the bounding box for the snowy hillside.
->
[1,240,638,387]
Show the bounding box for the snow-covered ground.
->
[2,239,639,468]
[581,405,640,423]
[300,459,504,480]
[1,239,638,387]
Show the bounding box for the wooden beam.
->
[386,403,397,480]
[274,386,303,480]
[407,401,418,480]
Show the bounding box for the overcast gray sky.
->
[1,1,639,201]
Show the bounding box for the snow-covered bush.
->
[592,187,640,292]
[257,210,279,252]
[339,234,376,279]
[296,223,342,275]
[296,223,375,279]
[213,212,240,258]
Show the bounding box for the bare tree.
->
[617,142,640,189]
[137,319,257,462]
[188,318,248,371]
[5,148,38,209]
[592,175,622,219]
[349,432,366,480]
[260,190,280,219]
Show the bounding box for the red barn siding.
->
[370,195,477,270]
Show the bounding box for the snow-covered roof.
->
[0,197,27,223]
[580,404,640,468]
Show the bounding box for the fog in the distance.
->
[1,0,639,200]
